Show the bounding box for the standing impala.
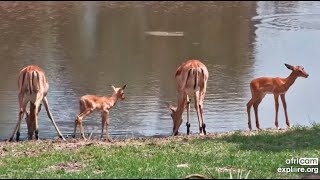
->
[73,84,126,141]
[8,65,66,141]
[247,63,309,131]
[167,59,209,136]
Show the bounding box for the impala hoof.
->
[59,135,66,141]
[202,124,206,135]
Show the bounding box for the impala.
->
[73,84,127,141]
[8,65,66,141]
[247,63,309,131]
[167,59,209,136]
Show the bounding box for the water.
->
[0,1,319,140]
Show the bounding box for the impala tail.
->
[20,70,41,95]
[184,67,206,91]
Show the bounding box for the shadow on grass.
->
[199,124,320,152]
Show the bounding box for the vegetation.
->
[0,124,319,179]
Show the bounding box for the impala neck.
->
[105,94,118,107]
[284,71,298,90]
[175,95,187,119]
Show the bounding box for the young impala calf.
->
[247,63,309,131]
[73,84,127,141]
[8,65,66,141]
[167,59,209,136]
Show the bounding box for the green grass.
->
[0,124,319,179]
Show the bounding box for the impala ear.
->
[122,84,127,90]
[285,63,294,70]
[166,102,177,112]
[111,85,116,91]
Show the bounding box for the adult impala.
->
[247,63,309,131]
[73,84,126,141]
[168,59,209,136]
[8,65,66,141]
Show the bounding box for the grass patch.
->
[0,124,319,178]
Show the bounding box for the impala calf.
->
[167,59,209,136]
[247,63,309,131]
[9,65,66,141]
[73,84,127,141]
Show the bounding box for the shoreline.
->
[0,126,291,148]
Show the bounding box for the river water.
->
[0,1,319,140]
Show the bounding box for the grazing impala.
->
[247,63,309,131]
[167,59,209,136]
[8,65,66,141]
[73,84,127,141]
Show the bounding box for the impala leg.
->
[100,112,106,140]
[76,108,94,140]
[9,93,26,142]
[16,95,26,141]
[199,90,206,135]
[17,111,32,141]
[42,97,66,141]
[74,109,90,138]
[27,115,34,140]
[104,112,112,142]
[247,98,253,131]
[253,97,263,130]
[280,94,291,128]
[199,104,206,135]
[73,118,78,138]
[194,92,203,135]
[33,95,44,141]
[274,94,280,130]
[32,101,42,141]
[16,111,26,141]
[28,103,37,140]
[25,111,33,140]
[186,96,191,135]
[10,111,25,142]
[74,101,86,138]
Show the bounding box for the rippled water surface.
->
[0,1,319,140]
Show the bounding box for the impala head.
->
[167,103,183,136]
[285,63,309,78]
[24,104,42,126]
[111,84,127,100]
